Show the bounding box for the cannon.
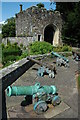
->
[6,83,61,114]
[27,57,56,78]
[51,51,69,67]
[72,51,80,61]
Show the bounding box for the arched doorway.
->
[44,24,55,44]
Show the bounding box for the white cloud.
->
[0,21,5,24]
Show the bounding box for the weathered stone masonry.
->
[15,5,63,46]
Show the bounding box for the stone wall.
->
[15,6,63,46]
[2,37,36,46]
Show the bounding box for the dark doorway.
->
[44,25,54,44]
[38,35,41,41]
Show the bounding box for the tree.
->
[2,17,16,38]
[0,33,2,44]
[56,2,76,20]
[56,2,80,46]
[37,3,44,8]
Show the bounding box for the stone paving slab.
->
[7,101,70,118]
[54,108,78,118]
[44,101,70,118]
[6,56,78,118]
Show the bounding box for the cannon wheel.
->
[65,63,69,67]
[52,96,61,106]
[34,101,48,114]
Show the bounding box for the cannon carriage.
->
[6,83,61,114]
[51,51,69,67]
[27,57,56,78]
[72,51,80,61]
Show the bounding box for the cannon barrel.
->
[27,57,44,66]
[6,83,57,97]
[51,51,69,62]
[27,57,56,71]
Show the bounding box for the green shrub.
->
[7,40,11,46]
[29,41,53,55]
[2,43,22,66]
[1,43,5,48]
[53,45,72,52]
[2,45,22,57]
[78,75,80,87]
[19,50,28,59]
[23,46,26,50]
[2,55,19,65]
[13,42,18,46]
[20,43,23,48]
[3,61,14,67]
[62,45,72,52]
[3,55,17,62]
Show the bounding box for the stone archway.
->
[44,24,60,46]
[44,24,55,45]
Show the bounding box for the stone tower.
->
[15,5,63,46]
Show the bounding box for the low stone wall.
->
[0,53,50,91]
[1,58,34,91]
[2,37,37,46]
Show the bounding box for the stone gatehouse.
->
[15,5,63,46]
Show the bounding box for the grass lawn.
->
[78,74,80,87]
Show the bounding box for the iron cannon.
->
[6,83,61,114]
[27,57,56,78]
[72,51,80,61]
[51,51,69,67]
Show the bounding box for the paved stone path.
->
[6,56,78,118]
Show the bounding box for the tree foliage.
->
[2,17,16,38]
[56,2,80,46]
[37,3,44,8]
[29,41,53,55]
[2,42,22,66]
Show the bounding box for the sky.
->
[1,2,56,23]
